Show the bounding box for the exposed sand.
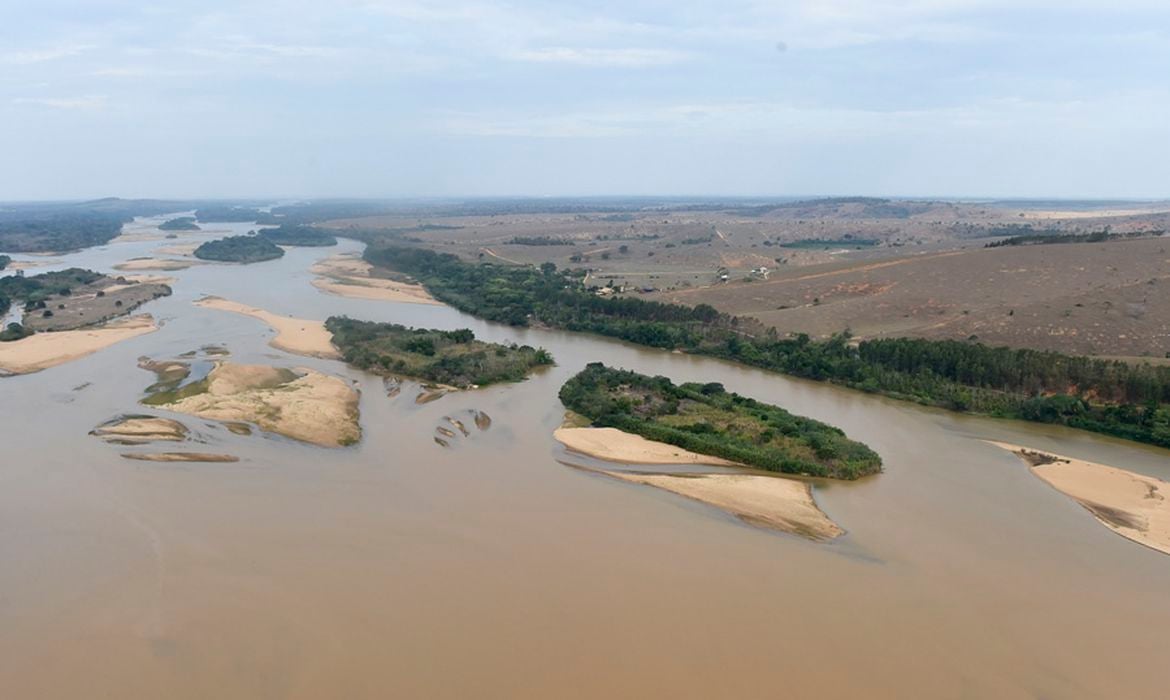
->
[91,416,188,444]
[0,315,158,375]
[604,471,843,539]
[153,243,200,256]
[113,258,199,272]
[122,452,240,463]
[554,426,738,466]
[194,297,340,359]
[991,441,1170,555]
[311,254,440,305]
[556,426,841,539]
[152,362,360,447]
[5,259,58,271]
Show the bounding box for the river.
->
[1,216,1169,699]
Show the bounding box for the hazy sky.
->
[2,1,1168,200]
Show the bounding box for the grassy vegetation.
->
[257,224,338,247]
[367,245,1170,450]
[0,268,104,318]
[159,217,201,231]
[194,235,284,263]
[326,317,553,388]
[559,363,882,479]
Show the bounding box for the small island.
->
[158,217,201,231]
[194,235,284,263]
[258,224,337,247]
[1,268,171,337]
[326,317,553,388]
[558,363,882,480]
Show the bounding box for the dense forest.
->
[257,224,338,247]
[366,245,1170,449]
[560,363,882,479]
[194,235,284,263]
[326,317,554,388]
[159,217,201,231]
[0,211,126,253]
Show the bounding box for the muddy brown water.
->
[2,217,1170,699]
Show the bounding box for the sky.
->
[1,0,1168,200]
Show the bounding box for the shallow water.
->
[1,216,1169,699]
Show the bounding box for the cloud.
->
[11,96,107,110]
[0,43,93,65]
[507,47,691,67]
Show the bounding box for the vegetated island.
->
[0,269,170,372]
[158,217,201,231]
[559,363,882,479]
[326,316,553,388]
[366,246,1170,451]
[194,235,284,263]
[257,224,337,247]
[140,358,360,447]
[990,441,1170,556]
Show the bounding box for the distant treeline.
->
[780,237,881,249]
[985,228,1162,248]
[0,255,10,270]
[195,206,265,223]
[507,236,575,246]
[194,235,284,263]
[159,217,201,231]
[326,317,553,388]
[560,363,882,479]
[0,211,126,253]
[257,224,338,247]
[366,245,1170,449]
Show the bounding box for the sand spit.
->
[556,426,841,539]
[150,362,360,447]
[122,452,240,463]
[311,253,440,305]
[991,441,1170,556]
[554,426,738,466]
[113,258,199,272]
[194,297,340,359]
[91,416,188,444]
[0,315,158,375]
[604,470,843,539]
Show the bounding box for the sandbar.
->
[122,452,240,463]
[991,441,1170,555]
[0,315,158,375]
[194,297,340,359]
[113,258,199,272]
[556,426,841,539]
[150,362,360,447]
[554,426,738,466]
[311,254,440,305]
[91,415,188,443]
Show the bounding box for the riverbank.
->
[0,314,158,375]
[991,441,1170,555]
[195,297,340,359]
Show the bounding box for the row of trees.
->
[194,235,284,263]
[367,245,1170,449]
[559,363,882,479]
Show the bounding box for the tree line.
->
[366,245,1170,449]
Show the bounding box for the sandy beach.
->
[311,253,440,304]
[555,426,841,539]
[152,362,361,447]
[554,426,738,465]
[991,441,1170,555]
[194,296,340,359]
[0,315,158,375]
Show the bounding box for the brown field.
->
[325,198,1170,357]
